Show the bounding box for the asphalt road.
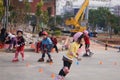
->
[0,41,120,80]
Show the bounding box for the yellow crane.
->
[65,0,89,35]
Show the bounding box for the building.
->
[10,0,25,10]
[10,0,55,16]
[30,0,55,16]
[56,0,120,15]
[56,0,66,15]
[113,5,120,16]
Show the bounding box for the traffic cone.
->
[51,73,55,78]
[99,61,103,64]
[39,68,43,73]
[26,63,30,67]
[113,62,117,65]
[31,43,35,49]
[51,48,55,53]
[0,44,4,49]
[4,44,9,49]
[49,62,53,65]
[0,45,2,49]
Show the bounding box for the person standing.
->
[12,29,25,62]
[83,30,94,57]
[38,31,53,63]
[51,35,59,53]
[7,33,16,51]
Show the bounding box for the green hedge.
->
[54,30,61,36]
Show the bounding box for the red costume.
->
[12,36,25,62]
[84,35,90,44]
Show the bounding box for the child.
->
[55,32,83,80]
[7,33,16,51]
[83,30,94,57]
[38,31,53,63]
[51,34,58,53]
[35,33,43,53]
[4,32,11,46]
[12,29,25,62]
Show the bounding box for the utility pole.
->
[54,0,56,27]
[85,6,89,29]
[3,0,9,29]
[6,0,9,29]
[118,6,120,26]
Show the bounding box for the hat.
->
[42,31,48,36]
[83,30,89,34]
[17,29,23,34]
[73,32,83,41]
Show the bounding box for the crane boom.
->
[75,0,89,22]
[65,0,89,35]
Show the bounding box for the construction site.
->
[0,0,120,80]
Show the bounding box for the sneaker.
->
[61,76,64,80]
[46,59,53,63]
[55,75,64,80]
[117,51,120,52]
[12,59,19,62]
[38,58,44,62]
[89,52,94,57]
[83,53,89,57]
[57,51,59,53]
[22,58,24,61]
[6,49,10,52]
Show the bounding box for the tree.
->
[89,7,120,36]
[89,7,111,31]
[24,1,31,23]
[114,26,120,35]
[42,11,49,25]
[89,9,98,31]
[56,15,63,25]
[8,0,31,24]
[0,0,4,20]
[47,7,52,17]
[35,0,43,33]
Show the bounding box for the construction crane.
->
[65,0,89,36]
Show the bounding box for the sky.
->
[73,0,120,7]
[91,0,120,6]
[56,0,120,15]
[110,0,120,6]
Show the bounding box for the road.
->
[0,41,120,80]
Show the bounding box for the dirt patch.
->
[97,38,120,45]
[94,33,120,45]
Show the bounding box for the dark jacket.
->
[51,37,57,45]
[16,36,25,47]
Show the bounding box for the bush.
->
[114,26,120,35]
[54,30,61,36]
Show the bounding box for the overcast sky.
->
[110,0,120,6]
[73,0,120,7]
[56,0,120,15]
[91,0,120,6]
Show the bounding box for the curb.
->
[91,38,120,49]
